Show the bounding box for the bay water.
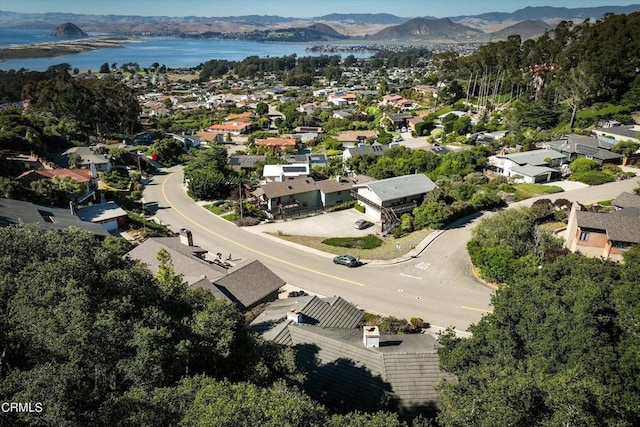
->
[0,28,366,71]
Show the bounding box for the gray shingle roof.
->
[258,176,318,199]
[510,164,558,178]
[75,201,127,223]
[355,174,436,202]
[577,210,640,243]
[213,259,285,310]
[498,149,567,166]
[612,192,640,209]
[126,238,283,310]
[287,325,452,414]
[0,197,109,237]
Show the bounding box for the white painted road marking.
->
[400,273,422,280]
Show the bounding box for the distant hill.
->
[306,23,343,37]
[450,4,640,23]
[1,5,640,41]
[313,13,408,25]
[51,22,87,37]
[368,17,483,42]
[487,19,551,41]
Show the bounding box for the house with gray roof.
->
[351,174,436,231]
[612,192,640,210]
[58,146,113,172]
[75,201,128,231]
[342,143,390,163]
[0,197,109,237]
[592,125,640,144]
[565,196,640,262]
[254,175,366,217]
[228,155,267,172]
[487,149,566,183]
[126,230,284,310]
[251,295,454,415]
[544,134,623,165]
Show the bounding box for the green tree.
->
[437,254,640,426]
[570,157,598,173]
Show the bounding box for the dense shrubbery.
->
[322,235,383,250]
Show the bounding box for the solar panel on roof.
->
[575,144,599,156]
[283,166,307,173]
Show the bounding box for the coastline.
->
[0,37,132,63]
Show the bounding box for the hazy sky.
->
[2,0,633,18]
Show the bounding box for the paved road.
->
[144,166,639,333]
[144,167,493,334]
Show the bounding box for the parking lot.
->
[248,209,380,238]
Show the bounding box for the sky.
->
[1,0,633,18]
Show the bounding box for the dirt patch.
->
[270,228,433,260]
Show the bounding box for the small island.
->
[51,22,88,37]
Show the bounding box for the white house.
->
[487,149,566,183]
[351,174,436,226]
[262,164,310,183]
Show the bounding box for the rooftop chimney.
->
[336,175,342,183]
[179,228,194,246]
[363,326,380,348]
[287,308,302,324]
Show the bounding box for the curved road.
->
[144,166,639,333]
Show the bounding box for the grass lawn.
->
[203,201,233,216]
[513,184,563,201]
[322,235,383,250]
[271,228,433,260]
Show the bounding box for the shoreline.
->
[0,37,132,63]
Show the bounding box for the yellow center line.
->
[160,171,366,287]
[462,305,493,313]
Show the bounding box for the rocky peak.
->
[51,22,88,37]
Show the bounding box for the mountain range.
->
[1,5,639,43]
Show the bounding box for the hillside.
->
[487,19,551,41]
[368,17,483,42]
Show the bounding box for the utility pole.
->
[238,182,243,220]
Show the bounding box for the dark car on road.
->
[332,254,360,267]
[354,219,373,230]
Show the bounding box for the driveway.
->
[248,209,380,238]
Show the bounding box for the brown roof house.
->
[126,229,285,310]
[251,295,454,416]
[565,192,640,262]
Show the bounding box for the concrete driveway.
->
[248,209,380,238]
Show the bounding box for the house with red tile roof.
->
[255,137,298,151]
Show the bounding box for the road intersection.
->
[143,165,638,334]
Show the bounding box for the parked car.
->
[333,254,360,268]
[288,290,307,298]
[354,219,373,230]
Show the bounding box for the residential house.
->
[382,94,417,110]
[284,153,327,168]
[335,130,379,145]
[254,176,320,214]
[543,134,623,165]
[262,164,310,183]
[17,168,99,203]
[126,230,284,311]
[342,142,390,164]
[207,120,252,136]
[435,111,465,128]
[592,125,640,144]
[228,155,267,173]
[254,175,366,216]
[75,201,128,231]
[382,113,414,130]
[486,149,567,183]
[351,174,437,231]
[59,146,112,172]
[0,197,109,238]
[255,137,299,152]
[565,195,640,262]
[251,295,454,415]
[327,93,357,106]
[332,109,358,120]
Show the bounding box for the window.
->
[336,191,342,195]
[579,231,590,241]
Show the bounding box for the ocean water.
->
[0,29,367,71]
